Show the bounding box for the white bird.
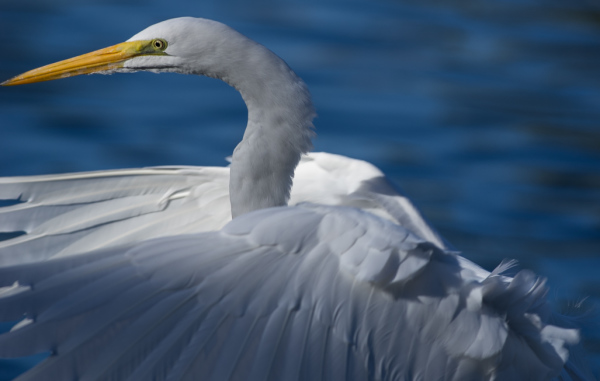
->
[0,17,594,381]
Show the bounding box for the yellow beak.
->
[2,40,160,86]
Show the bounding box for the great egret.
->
[0,17,593,381]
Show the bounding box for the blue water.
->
[1,0,599,378]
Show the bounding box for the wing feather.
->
[0,167,230,266]
[0,203,581,381]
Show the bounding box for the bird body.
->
[0,17,594,381]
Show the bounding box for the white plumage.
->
[0,17,594,381]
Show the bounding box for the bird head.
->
[2,17,245,86]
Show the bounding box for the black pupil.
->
[155,41,162,48]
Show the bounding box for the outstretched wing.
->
[0,166,231,266]
[0,153,447,267]
[0,204,578,381]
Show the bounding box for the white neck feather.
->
[221,39,315,218]
[130,19,316,218]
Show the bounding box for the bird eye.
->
[152,39,167,51]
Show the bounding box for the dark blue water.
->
[1,0,599,378]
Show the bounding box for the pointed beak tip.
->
[2,77,25,86]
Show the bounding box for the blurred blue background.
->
[1,0,599,378]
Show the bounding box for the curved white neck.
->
[125,18,314,218]
[220,41,315,218]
